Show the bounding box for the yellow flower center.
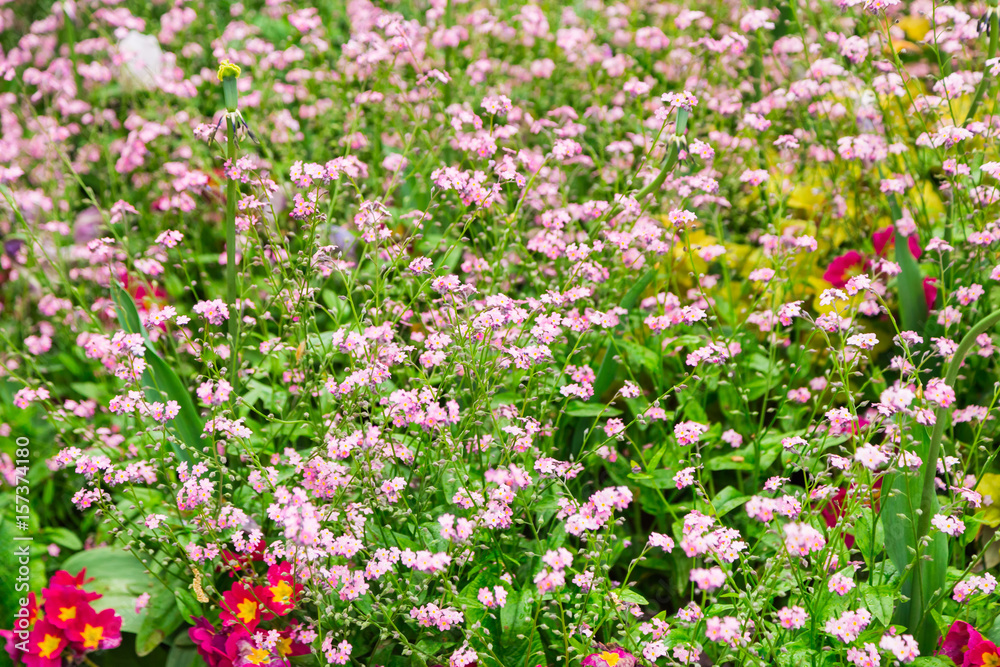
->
[600,651,620,667]
[38,634,62,659]
[247,647,271,665]
[236,599,258,624]
[58,606,77,622]
[81,624,104,650]
[269,580,293,606]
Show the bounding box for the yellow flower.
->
[898,15,930,41]
[978,474,1000,527]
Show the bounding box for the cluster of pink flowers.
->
[4,0,1000,664]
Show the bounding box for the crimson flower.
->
[220,581,270,631]
[822,250,865,288]
[254,562,302,617]
[872,226,922,260]
[823,228,936,310]
[940,621,1000,667]
[64,606,122,654]
[23,619,67,667]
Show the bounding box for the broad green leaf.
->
[882,425,948,650]
[43,527,83,550]
[861,584,895,627]
[165,646,200,667]
[137,587,183,656]
[617,588,649,605]
[854,508,884,568]
[710,486,750,518]
[174,589,203,623]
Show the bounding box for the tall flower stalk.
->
[219,60,241,392]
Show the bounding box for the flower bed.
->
[2,0,1000,666]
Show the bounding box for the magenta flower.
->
[583,646,638,667]
[938,620,1000,667]
[823,250,865,288]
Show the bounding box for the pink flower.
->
[748,268,775,283]
[925,378,956,408]
[674,467,696,489]
[931,513,965,537]
[690,567,726,591]
[648,533,675,552]
[778,606,807,629]
[674,421,709,446]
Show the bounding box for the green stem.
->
[226,115,240,391]
[636,108,689,199]
[909,309,1000,635]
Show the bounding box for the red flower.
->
[43,585,93,631]
[923,276,938,310]
[824,230,936,311]
[189,617,237,667]
[220,582,269,631]
[823,250,866,288]
[254,562,301,617]
[189,617,307,667]
[117,269,168,313]
[22,619,67,667]
[4,571,123,666]
[872,226,922,260]
[939,621,1000,667]
[48,570,97,593]
[65,606,122,653]
[969,641,1000,667]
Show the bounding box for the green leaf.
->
[165,646,200,667]
[886,191,927,333]
[60,547,154,595]
[861,584,895,627]
[710,486,750,518]
[617,588,649,605]
[174,589,203,623]
[854,508,885,568]
[564,402,622,417]
[617,338,659,373]
[500,588,534,640]
[43,527,83,551]
[910,658,956,667]
[591,268,656,400]
[110,278,197,463]
[631,469,675,490]
[137,587,183,656]
[882,425,948,649]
